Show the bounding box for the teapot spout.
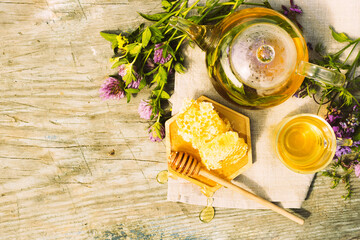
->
[169,16,214,51]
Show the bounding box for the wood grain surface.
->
[0,0,360,239]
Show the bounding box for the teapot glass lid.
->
[229,23,297,92]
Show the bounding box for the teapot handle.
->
[296,61,345,87]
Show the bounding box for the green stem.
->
[155,82,165,103]
[182,0,200,17]
[145,65,160,76]
[166,59,173,72]
[216,2,236,6]
[175,35,187,52]
[343,41,359,64]
[156,111,161,122]
[345,46,360,80]
[131,52,140,64]
[141,48,153,70]
[332,41,356,59]
[231,0,244,11]
[196,0,221,23]
[172,34,186,40]
[165,29,178,41]
[207,15,227,21]
[242,2,266,6]
[153,0,185,27]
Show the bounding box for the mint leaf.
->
[126,43,142,56]
[152,90,170,99]
[142,27,152,48]
[123,65,135,86]
[100,32,118,49]
[149,26,163,43]
[111,58,128,69]
[161,0,172,11]
[125,91,131,103]
[174,62,186,73]
[138,77,146,90]
[157,65,168,85]
[138,12,168,21]
[152,71,161,84]
[125,88,140,94]
[151,66,167,84]
[330,27,352,43]
[100,32,118,42]
[160,91,170,99]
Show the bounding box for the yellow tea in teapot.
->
[205,7,308,108]
[170,7,344,109]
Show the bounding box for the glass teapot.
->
[169,7,345,109]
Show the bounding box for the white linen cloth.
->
[167,0,360,209]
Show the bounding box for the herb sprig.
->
[100,0,272,141]
[295,27,360,199]
[296,27,360,107]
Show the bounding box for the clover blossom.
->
[100,77,125,100]
[149,122,165,142]
[153,43,172,64]
[138,100,153,120]
[127,77,141,89]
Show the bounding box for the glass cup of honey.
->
[274,114,340,174]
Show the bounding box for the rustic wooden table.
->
[1,0,360,239]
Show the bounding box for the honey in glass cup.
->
[274,114,337,174]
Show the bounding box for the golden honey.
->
[275,114,336,174]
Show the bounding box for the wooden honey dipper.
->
[169,151,305,225]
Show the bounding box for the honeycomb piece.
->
[176,99,231,149]
[199,131,248,170]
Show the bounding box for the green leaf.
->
[123,65,135,86]
[263,0,272,9]
[174,62,186,73]
[100,32,118,49]
[152,71,161,84]
[160,91,170,99]
[111,58,128,69]
[138,12,168,22]
[128,23,145,43]
[151,67,167,85]
[161,0,172,11]
[126,43,142,56]
[138,77,146,90]
[142,27,152,48]
[149,26,164,43]
[111,41,118,50]
[100,32,118,42]
[157,65,168,85]
[329,27,352,43]
[126,92,131,103]
[338,87,354,105]
[153,90,170,99]
[125,88,140,94]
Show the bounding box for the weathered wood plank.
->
[1,0,360,239]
